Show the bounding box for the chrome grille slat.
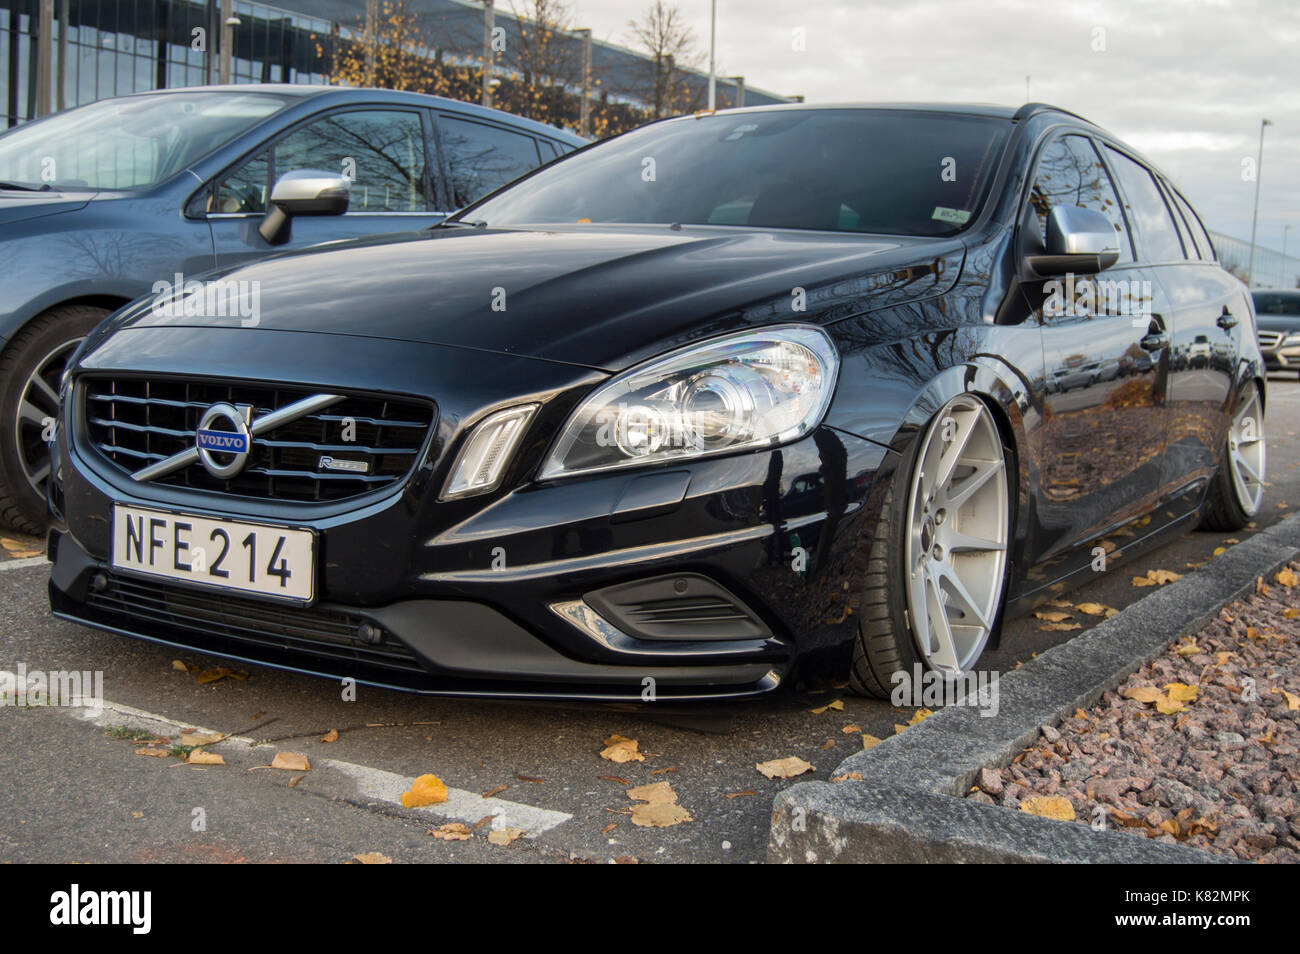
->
[80,376,435,503]
[1258,330,1283,349]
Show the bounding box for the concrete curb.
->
[768,513,1300,863]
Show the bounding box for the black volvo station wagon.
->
[47,103,1264,701]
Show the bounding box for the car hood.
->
[107,225,963,372]
[0,189,95,225]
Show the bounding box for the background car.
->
[0,84,584,534]
[47,103,1264,701]
[1251,289,1300,378]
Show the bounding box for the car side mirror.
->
[258,169,351,246]
[1026,205,1121,277]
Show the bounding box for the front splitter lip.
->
[49,582,785,704]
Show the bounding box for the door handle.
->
[1217,308,1238,330]
[1140,332,1169,352]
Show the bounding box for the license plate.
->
[111,505,315,603]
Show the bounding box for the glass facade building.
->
[2,0,335,127]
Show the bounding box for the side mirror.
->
[258,169,351,245]
[1026,205,1121,276]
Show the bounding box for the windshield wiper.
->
[0,180,52,192]
[432,219,487,230]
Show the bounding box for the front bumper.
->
[49,409,889,701]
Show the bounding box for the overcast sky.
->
[569,0,1298,249]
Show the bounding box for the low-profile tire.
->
[0,305,108,534]
[849,394,1012,699]
[1201,382,1265,532]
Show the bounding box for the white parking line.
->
[0,556,48,572]
[53,695,571,837]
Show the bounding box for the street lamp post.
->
[708,0,716,110]
[1247,118,1273,287]
[482,0,494,108]
[1286,224,1294,288]
[574,28,592,137]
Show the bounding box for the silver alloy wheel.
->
[1228,387,1266,517]
[14,338,79,497]
[904,395,1009,675]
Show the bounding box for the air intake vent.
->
[583,573,771,641]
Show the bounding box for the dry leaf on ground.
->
[428,823,472,841]
[756,756,814,779]
[630,802,692,827]
[320,729,339,743]
[810,699,844,714]
[488,827,526,845]
[599,734,646,763]
[269,752,310,772]
[186,750,225,765]
[352,852,392,864]
[401,773,448,807]
[1019,796,1076,821]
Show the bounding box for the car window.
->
[1026,134,1132,264]
[539,139,559,161]
[213,109,430,215]
[1103,147,1186,263]
[1252,292,1300,316]
[1159,180,1198,260]
[439,116,543,209]
[1169,187,1216,262]
[0,91,288,191]
[466,109,1011,237]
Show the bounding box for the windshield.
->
[0,92,291,191]
[1252,292,1300,317]
[464,108,1011,237]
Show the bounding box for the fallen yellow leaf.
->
[488,826,526,845]
[321,729,339,743]
[756,756,814,779]
[269,752,310,772]
[1155,696,1185,715]
[810,699,845,714]
[626,781,677,804]
[1075,603,1114,616]
[861,733,883,750]
[428,823,472,841]
[599,734,646,763]
[352,852,392,864]
[1122,686,1163,703]
[1277,567,1298,587]
[1034,610,1073,622]
[1275,689,1300,711]
[1165,683,1199,703]
[1040,621,1081,631]
[186,750,225,765]
[630,802,692,827]
[401,773,448,807]
[1019,796,1075,821]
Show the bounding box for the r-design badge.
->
[195,403,253,478]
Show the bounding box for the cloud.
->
[574,0,1298,247]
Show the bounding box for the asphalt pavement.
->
[3,376,1300,864]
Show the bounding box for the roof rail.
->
[1012,102,1094,125]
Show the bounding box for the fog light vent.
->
[583,573,770,641]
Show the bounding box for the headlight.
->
[539,326,839,480]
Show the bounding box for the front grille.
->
[1258,330,1283,350]
[85,575,424,674]
[81,377,434,502]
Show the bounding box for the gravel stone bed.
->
[968,563,1300,863]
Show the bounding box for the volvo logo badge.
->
[195,403,253,478]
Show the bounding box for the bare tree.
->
[627,2,702,119]
[499,0,582,123]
